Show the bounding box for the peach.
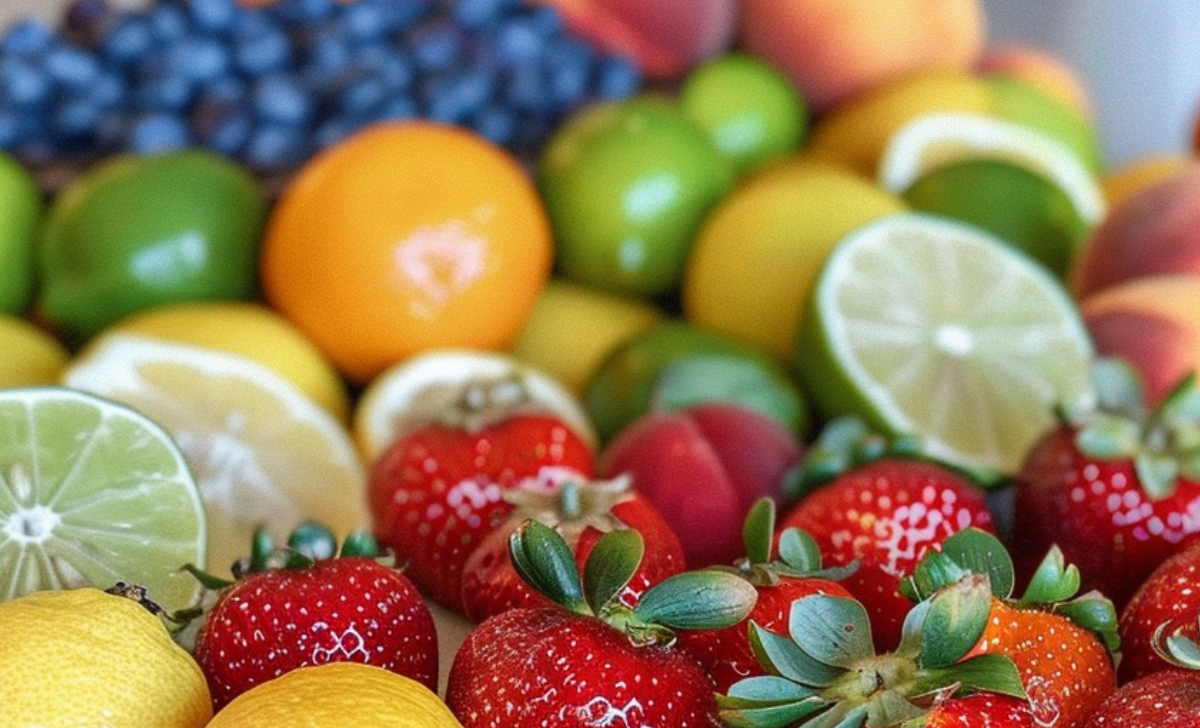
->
[1079,275,1200,408]
[599,402,802,568]
[1069,162,1200,299]
[738,0,985,113]
[532,0,738,80]
[975,43,1093,120]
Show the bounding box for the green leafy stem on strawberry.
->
[720,496,858,587]
[507,518,758,646]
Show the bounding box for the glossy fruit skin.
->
[1117,538,1200,683]
[459,489,686,623]
[446,605,726,727]
[368,414,595,614]
[192,557,438,711]
[675,574,854,693]
[37,149,265,343]
[777,458,996,652]
[1080,669,1200,727]
[538,96,734,298]
[0,151,41,315]
[925,693,1040,727]
[1013,426,1200,611]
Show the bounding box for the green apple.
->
[538,95,734,299]
[37,150,267,343]
[0,151,43,315]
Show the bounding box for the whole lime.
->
[538,96,734,299]
[37,150,266,343]
[0,151,42,315]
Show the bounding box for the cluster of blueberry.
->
[0,0,642,175]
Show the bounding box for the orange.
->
[260,121,553,385]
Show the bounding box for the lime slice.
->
[878,112,1105,226]
[354,348,596,465]
[796,212,1095,476]
[0,386,206,612]
[62,335,367,579]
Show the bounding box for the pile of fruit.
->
[2,0,1200,726]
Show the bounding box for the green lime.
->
[0,387,207,613]
[0,151,42,316]
[795,212,1094,476]
[902,158,1090,278]
[585,320,808,442]
[985,74,1104,175]
[679,53,808,178]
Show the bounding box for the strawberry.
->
[776,418,997,652]
[1012,360,1200,611]
[458,474,685,623]
[1117,536,1200,683]
[445,520,758,728]
[904,528,1119,728]
[925,693,1042,727]
[675,498,856,693]
[1081,627,1200,727]
[717,575,1029,727]
[368,389,594,613]
[188,523,437,711]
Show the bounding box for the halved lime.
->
[0,387,206,613]
[795,212,1095,476]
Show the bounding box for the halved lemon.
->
[0,387,206,613]
[795,212,1095,476]
[62,335,367,579]
[353,348,596,465]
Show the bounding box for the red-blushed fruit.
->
[674,499,856,693]
[369,412,594,613]
[1012,362,1200,611]
[190,527,438,711]
[599,401,803,567]
[778,456,995,652]
[925,693,1041,727]
[446,520,758,728]
[1118,537,1200,683]
[459,476,686,623]
[1081,669,1200,727]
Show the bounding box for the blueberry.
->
[523,4,565,37]
[337,73,388,117]
[1,58,52,108]
[423,70,493,123]
[100,15,154,67]
[181,0,239,35]
[494,18,542,66]
[132,71,194,112]
[88,68,128,109]
[191,100,252,156]
[453,0,522,29]
[0,110,35,149]
[473,104,517,145]
[267,0,338,27]
[342,1,395,42]
[168,36,231,84]
[148,4,188,45]
[244,123,310,171]
[127,112,191,154]
[252,73,314,127]
[44,44,104,90]
[232,23,291,77]
[314,115,358,149]
[1,20,55,56]
[595,55,640,100]
[49,96,103,141]
[410,20,465,72]
[377,96,418,121]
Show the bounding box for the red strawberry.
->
[717,577,1030,728]
[459,474,685,623]
[446,520,757,728]
[1117,536,1200,683]
[777,419,996,651]
[190,523,437,711]
[675,498,856,693]
[369,405,594,613]
[1012,361,1200,611]
[905,529,1120,728]
[1081,628,1200,727]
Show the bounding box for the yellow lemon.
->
[508,278,667,395]
[0,314,69,387]
[0,587,212,728]
[682,156,907,363]
[95,300,350,422]
[207,662,463,728]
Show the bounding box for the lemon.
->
[0,587,212,728]
[0,387,206,612]
[207,662,463,728]
[796,212,1094,476]
[0,314,69,387]
[354,348,596,465]
[62,335,367,579]
[98,300,351,422]
[508,278,666,396]
[682,156,907,363]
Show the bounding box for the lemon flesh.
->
[796,212,1094,476]
[0,387,206,613]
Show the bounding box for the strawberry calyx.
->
[1064,358,1200,500]
[901,528,1120,657]
[502,473,635,545]
[508,518,757,647]
[718,497,857,587]
[717,577,1026,728]
[416,371,535,433]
